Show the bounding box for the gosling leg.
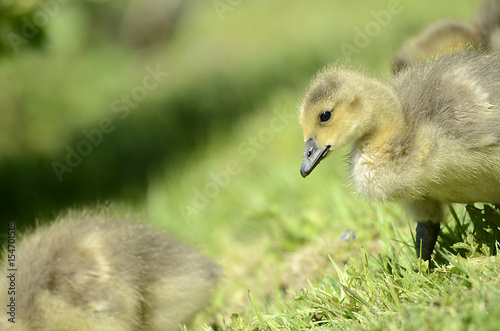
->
[404,199,443,261]
[415,221,440,261]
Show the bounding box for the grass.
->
[224,211,500,330]
[2,0,499,330]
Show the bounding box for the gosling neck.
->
[357,79,405,149]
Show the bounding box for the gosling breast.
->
[353,52,500,203]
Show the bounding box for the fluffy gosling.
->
[392,20,481,74]
[476,0,500,51]
[299,52,500,262]
[392,0,500,73]
[0,215,221,330]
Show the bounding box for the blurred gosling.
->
[392,0,500,73]
[392,20,481,74]
[0,215,221,331]
[476,0,500,50]
[299,52,500,262]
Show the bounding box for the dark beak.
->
[300,138,331,178]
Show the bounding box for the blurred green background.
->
[0,0,489,326]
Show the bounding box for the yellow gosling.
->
[0,214,221,330]
[392,0,500,73]
[392,20,481,74]
[299,52,500,261]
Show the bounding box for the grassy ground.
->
[2,0,499,330]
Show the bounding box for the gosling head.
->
[299,67,380,178]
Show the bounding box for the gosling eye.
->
[319,111,332,123]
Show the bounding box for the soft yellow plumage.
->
[299,52,500,261]
[392,0,500,73]
[0,213,221,331]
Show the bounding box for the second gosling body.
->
[299,52,500,261]
[0,215,221,330]
[392,19,481,74]
[475,0,500,50]
[392,0,500,74]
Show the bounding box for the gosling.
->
[392,0,500,73]
[476,0,500,50]
[392,20,481,74]
[299,52,500,262]
[0,215,221,330]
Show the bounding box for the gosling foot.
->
[415,221,440,261]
